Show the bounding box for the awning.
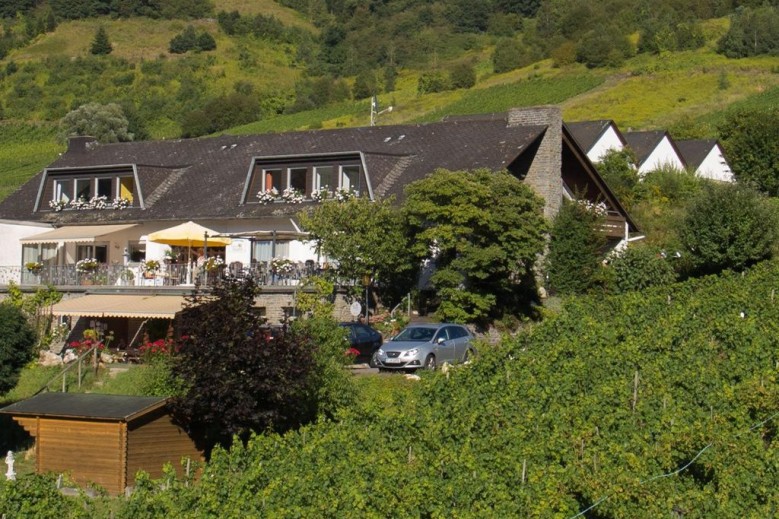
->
[20,224,138,244]
[215,230,308,241]
[51,294,188,319]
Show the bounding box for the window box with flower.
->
[281,187,305,204]
[334,188,357,202]
[257,187,279,205]
[311,187,331,202]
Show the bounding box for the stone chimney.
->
[67,135,98,153]
[507,106,562,219]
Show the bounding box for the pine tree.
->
[90,26,112,56]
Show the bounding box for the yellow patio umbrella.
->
[147,221,232,284]
[147,221,232,248]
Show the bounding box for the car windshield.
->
[392,327,437,342]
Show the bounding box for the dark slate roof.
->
[676,139,717,170]
[0,392,167,421]
[0,119,546,225]
[623,130,668,165]
[565,120,623,153]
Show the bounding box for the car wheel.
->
[463,349,474,362]
[369,353,378,368]
[424,354,436,371]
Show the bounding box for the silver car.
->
[374,323,475,371]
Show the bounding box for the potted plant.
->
[204,256,224,273]
[142,259,161,278]
[25,261,43,275]
[270,258,294,275]
[76,258,99,274]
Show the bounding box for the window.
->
[264,169,283,192]
[314,166,335,191]
[75,179,91,200]
[22,244,56,265]
[96,178,112,198]
[54,180,71,203]
[288,168,307,192]
[252,240,289,262]
[119,177,134,202]
[340,165,361,192]
[77,245,107,263]
[128,241,145,263]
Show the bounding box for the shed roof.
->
[0,393,168,422]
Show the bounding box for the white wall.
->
[697,145,734,182]
[638,136,685,175]
[0,221,53,266]
[588,126,625,163]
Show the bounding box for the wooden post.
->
[521,459,527,484]
[632,370,639,413]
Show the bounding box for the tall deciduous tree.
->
[404,168,547,323]
[719,107,779,196]
[90,26,112,55]
[679,182,777,276]
[298,196,415,306]
[170,277,319,455]
[59,102,132,143]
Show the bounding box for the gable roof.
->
[566,120,625,154]
[675,139,719,170]
[0,119,546,225]
[0,392,168,422]
[623,130,687,170]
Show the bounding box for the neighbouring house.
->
[0,392,202,495]
[624,130,686,176]
[566,120,627,164]
[675,139,734,182]
[0,105,638,338]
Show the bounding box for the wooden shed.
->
[0,392,202,495]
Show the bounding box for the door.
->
[433,327,454,363]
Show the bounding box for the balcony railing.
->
[0,261,343,288]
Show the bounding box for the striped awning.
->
[20,224,138,244]
[51,294,188,319]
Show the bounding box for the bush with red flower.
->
[67,329,106,355]
[139,337,179,362]
[344,347,360,359]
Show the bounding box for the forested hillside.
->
[0,0,777,200]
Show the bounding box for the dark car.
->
[340,322,383,363]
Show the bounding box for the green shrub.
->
[0,304,36,395]
[680,183,778,276]
[546,198,607,295]
[417,71,450,94]
[449,62,476,89]
[90,27,112,56]
[608,244,678,293]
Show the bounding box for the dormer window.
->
[245,154,369,205]
[40,166,140,212]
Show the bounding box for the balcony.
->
[0,261,328,288]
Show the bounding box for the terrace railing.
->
[0,261,359,288]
